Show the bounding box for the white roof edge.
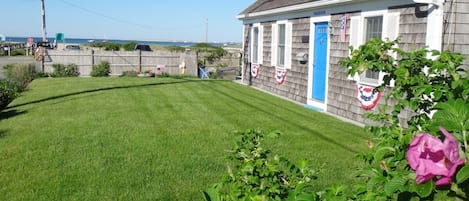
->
[237,0,354,20]
[236,14,246,20]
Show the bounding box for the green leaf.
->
[414,87,427,97]
[203,184,221,201]
[433,89,443,100]
[293,193,316,201]
[373,147,395,161]
[410,101,418,110]
[456,164,469,184]
[414,180,434,198]
[395,67,408,78]
[384,176,407,196]
[432,99,469,131]
[251,195,267,201]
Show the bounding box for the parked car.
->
[34,41,54,50]
[134,44,152,51]
[65,44,81,50]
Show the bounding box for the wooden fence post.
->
[91,50,95,67]
[138,50,142,73]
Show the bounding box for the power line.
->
[55,0,209,41]
[57,0,153,30]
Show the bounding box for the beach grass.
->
[0,77,369,200]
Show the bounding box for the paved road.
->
[0,56,36,79]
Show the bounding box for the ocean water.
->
[3,36,229,47]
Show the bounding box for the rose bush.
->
[340,38,469,200]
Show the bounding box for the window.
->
[252,27,259,64]
[271,21,292,69]
[277,24,286,67]
[364,16,383,41]
[251,24,263,64]
[361,16,383,84]
[349,12,400,86]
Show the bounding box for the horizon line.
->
[2,35,242,44]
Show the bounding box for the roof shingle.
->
[240,0,320,15]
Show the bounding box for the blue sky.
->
[2,0,254,42]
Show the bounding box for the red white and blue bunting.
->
[275,68,287,85]
[356,83,382,110]
[251,64,260,78]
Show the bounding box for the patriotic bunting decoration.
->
[251,64,260,78]
[356,83,382,110]
[275,68,287,85]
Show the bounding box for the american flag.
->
[340,14,347,42]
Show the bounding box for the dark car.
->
[65,44,81,50]
[134,44,152,51]
[35,41,54,50]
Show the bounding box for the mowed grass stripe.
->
[0,78,369,201]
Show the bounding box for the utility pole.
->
[40,0,47,72]
[41,0,47,42]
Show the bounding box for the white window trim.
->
[251,23,264,65]
[348,10,400,87]
[271,20,292,69]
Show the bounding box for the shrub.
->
[209,71,217,79]
[90,61,111,77]
[193,43,227,65]
[121,70,138,77]
[104,43,121,51]
[0,79,21,109]
[88,42,122,51]
[165,46,186,52]
[339,38,469,200]
[4,63,36,89]
[157,72,170,78]
[10,49,26,56]
[51,64,80,77]
[35,71,50,78]
[204,129,318,201]
[123,42,137,51]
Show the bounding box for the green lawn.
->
[0,77,369,201]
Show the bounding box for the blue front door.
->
[312,22,328,101]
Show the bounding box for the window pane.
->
[365,70,379,80]
[253,27,259,63]
[278,24,286,66]
[364,16,383,41]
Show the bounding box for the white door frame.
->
[307,15,331,111]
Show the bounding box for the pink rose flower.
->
[406,127,465,186]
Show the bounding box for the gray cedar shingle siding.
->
[244,18,310,103]
[398,6,427,51]
[327,12,367,123]
[443,0,469,69]
[327,4,431,124]
[394,5,428,51]
[263,23,273,66]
